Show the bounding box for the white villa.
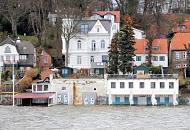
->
[62,11,120,75]
[0,38,19,69]
[62,11,146,75]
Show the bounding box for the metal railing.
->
[107,74,178,79]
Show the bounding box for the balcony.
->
[107,74,178,80]
[91,62,106,69]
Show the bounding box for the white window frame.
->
[77,40,82,49]
[101,40,105,49]
[77,56,81,64]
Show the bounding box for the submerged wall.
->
[50,79,107,105]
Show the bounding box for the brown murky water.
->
[0,105,190,130]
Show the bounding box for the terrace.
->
[107,74,178,80]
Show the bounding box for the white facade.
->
[62,13,120,69]
[133,54,168,67]
[0,44,19,67]
[133,28,145,39]
[107,74,179,105]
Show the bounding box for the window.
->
[6,55,10,61]
[145,56,149,61]
[152,46,159,51]
[90,56,94,63]
[77,40,81,49]
[151,82,156,89]
[80,24,88,33]
[152,56,158,61]
[111,82,116,88]
[77,56,81,64]
[97,28,100,32]
[44,85,48,91]
[159,56,165,61]
[37,85,42,91]
[120,82,125,88]
[101,40,105,49]
[176,52,180,60]
[102,55,108,63]
[140,82,144,88]
[129,82,133,88]
[96,69,99,74]
[183,52,187,59]
[91,40,96,51]
[4,46,11,53]
[62,87,66,90]
[19,55,27,60]
[169,82,174,89]
[136,56,141,61]
[160,82,165,89]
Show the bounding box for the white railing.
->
[107,74,178,79]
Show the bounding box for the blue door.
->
[147,97,151,105]
[165,97,169,105]
[115,97,120,104]
[124,97,129,105]
[133,97,138,105]
[156,97,160,105]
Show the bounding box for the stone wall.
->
[50,78,107,105]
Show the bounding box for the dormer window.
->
[80,24,88,34]
[97,28,99,32]
[152,46,159,51]
[177,25,186,31]
[4,46,11,53]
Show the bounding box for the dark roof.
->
[0,37,15,46]
[0,37,35,54]
[17,41,35,54]
[77,19,111,33]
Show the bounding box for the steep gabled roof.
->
[77,19,111,33]
[17,41,35,54]
[171,33,190,50]
[134,39,168,54]
[0,37,16,46]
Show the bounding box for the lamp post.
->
[12,60,15,106]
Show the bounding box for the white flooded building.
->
[107,74,179,106]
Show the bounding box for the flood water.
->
[0,105,190,130]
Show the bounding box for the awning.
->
[15,92,55,99]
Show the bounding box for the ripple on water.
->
[0,105,190,130]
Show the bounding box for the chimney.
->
[16,37,21,43]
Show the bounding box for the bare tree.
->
[55,0,90,67]
[28,0,51,46]
[0,0,27,37]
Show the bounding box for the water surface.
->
[0,105,190,130]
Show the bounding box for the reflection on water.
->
[0,105,190,130]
